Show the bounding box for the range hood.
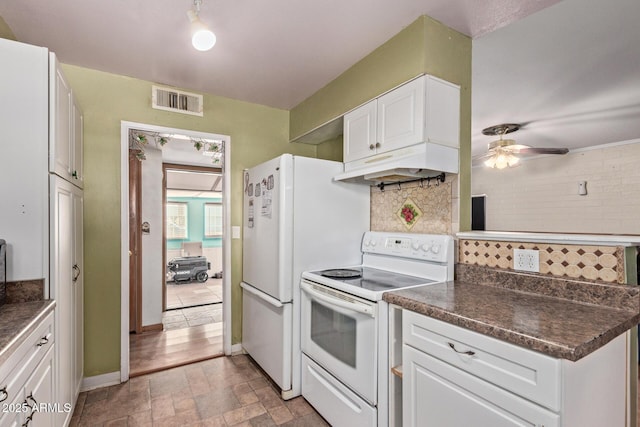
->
[333,142,458,184]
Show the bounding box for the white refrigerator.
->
[241,154,370,399]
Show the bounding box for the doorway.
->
[163,165,224,330]
[120,121,231,381]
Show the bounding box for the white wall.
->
[141,148,163,327]
[472,140,640,234]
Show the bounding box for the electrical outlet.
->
[513,249,540,272]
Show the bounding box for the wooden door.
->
[129,150,142,333]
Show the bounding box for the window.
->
[166,202,188,239]
[205,203,223,237]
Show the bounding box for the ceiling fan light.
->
[484,157,496,168]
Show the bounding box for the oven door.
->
[300,279,378,405]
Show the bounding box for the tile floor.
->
[71,355,329,426]
[166,278,223,310]
[162,304,223,331]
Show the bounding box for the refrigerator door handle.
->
[240,282,284,308]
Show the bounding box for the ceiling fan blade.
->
[515,147,569,155]
[472,151,495,160]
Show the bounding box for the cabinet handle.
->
[73,264,81,282]
[22,412,33,427]
[72,170,78,179]
[448,342,475,356]
[0,386,7,402]
[36,336,49,347]
[375,142,381,148]
[26,393,37,406]
[369,144,375,150]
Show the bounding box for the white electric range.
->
[299,231,454,427]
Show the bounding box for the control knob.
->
[431,243,440,254]
[421,243,430,252]
[412,241,420,250]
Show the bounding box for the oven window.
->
[310,301,356,367]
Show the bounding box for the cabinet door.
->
[71,96,84,188]
[403,346,559,427]
[343,100,377,163]
[50,176,77,424]
[0,391,24,427]
[24,348,55,427]
[50,54,73,182]
[72,191,84,399]
[376,77,424,154]
[424,76,460,148]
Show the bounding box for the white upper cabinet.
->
[50,53,83,188]
[72,96,84,187]
[343,75,460,164]
[343,100,377,163]
[377,77,425,154]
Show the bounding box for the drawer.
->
[0,311,54,409]
[403,311,561,411]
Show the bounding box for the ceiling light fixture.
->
[187,0,216,51]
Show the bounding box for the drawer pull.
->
[36,336,49,347]
[73,264,81,282]
[26,392,37,406]
[448,342,475,356]
[22,412,34,427]
[0,386,7,402]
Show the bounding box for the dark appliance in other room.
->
[167,255,211,283]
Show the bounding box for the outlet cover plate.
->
[513,249,540,273]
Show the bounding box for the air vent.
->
[152,85,203,116]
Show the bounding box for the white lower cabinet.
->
[0,312,55,427]
[402,311,628,427]
[50,176,84,427]
[404,345,559,427]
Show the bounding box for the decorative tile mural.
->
[459,240,626,284]
[371,179,452,234]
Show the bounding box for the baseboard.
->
[231,343,244,355]
[141,323,163,333]
[81,371,121,392]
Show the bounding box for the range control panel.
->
[362,231,452,262]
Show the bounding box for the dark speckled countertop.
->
[0,300,56,366]
[384,279,640,361]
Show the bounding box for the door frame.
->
[128,149,143,334]
[119,121,232,382]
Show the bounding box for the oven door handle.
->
[301,281,375,317]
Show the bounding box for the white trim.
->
[120,121,233,384]
[231,343,244,355]
[222,136,232,356]
[81,371,121,392]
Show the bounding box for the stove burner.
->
[319,268,362,279]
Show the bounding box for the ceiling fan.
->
[477,123,569,169]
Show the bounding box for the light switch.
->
[232,226,241,239]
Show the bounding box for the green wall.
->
[62,65,316,377]
[289,15,472,230]
[0,17,16,40]
[289,17,426,141]
[166,197,223,250]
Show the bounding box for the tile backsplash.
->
[370,175,456,234]
[459,239,625,284]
